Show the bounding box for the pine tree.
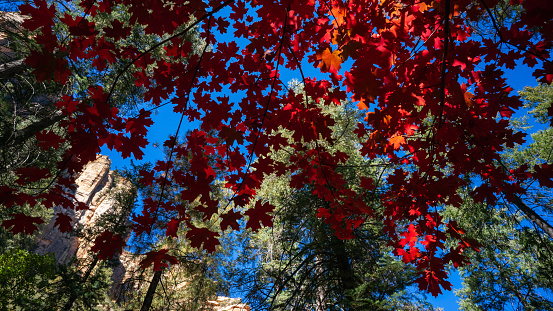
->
[451,83,553,311]
[227,85,435,310]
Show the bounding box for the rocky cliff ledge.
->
[209,297,251,311]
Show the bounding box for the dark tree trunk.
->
[0,114,65,151]
[509,193,553,240]
[0,59,26,80]
[140,269,163,311]
[62,256,99,311]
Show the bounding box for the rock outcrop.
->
[0,11,27,78]
[209,297,251,311]
[35,155,131,265]
[33,154,251,310]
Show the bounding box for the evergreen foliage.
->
[452,83,553,311]
[226,92,435,310]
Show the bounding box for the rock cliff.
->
[35,155,129,264]
[34,155,250,310]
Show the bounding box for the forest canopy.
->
[0,0,552,308]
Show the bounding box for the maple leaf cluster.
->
[4,0,553,297]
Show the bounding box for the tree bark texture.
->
[140,269,163,311]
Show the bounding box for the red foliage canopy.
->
[4,0,553,296]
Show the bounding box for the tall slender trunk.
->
[140,269,163,311]
[329,236,358,309]
[314,255,326,311]
[63,189,136,310]
[503,275,531,310]
[62,256,99,311]
[508,193,553,239]
[0,59,26,79]
[498,159,553,239]
[331,237,357,291]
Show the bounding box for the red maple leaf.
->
[446,221,466,240]
[245,201,274,232]
[415,269,452,297]
[91,231,125,260]
[132,213,155,236]
[1,213,45,235]
[396,247,421,263]
[185,225,220,253]
[140,249,178,271]
[36,130,65,150]
[53,212,73,233]
[316,207,331,218]
[19,0,56,31]
[534,163,553,188]
[117,135,147,159]
[165,218,182,238]
[59,13,99,36]
[220,209,242,231]
[399,224,418,248]
[138,169,156,186]
[104,19,132,40]
[14,167,51,185]
[75,201,89,211]
[25,49,71,83]
[125,110,154,136]
[443,246,471,269]
[219,125,244,145]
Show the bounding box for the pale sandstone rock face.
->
[34,155,251,310]
[35,155,126,264]
[0,12,26,59]
[209,296,251,311]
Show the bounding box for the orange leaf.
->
[464,91,474,108]
[317,48,342,72]
[433,1,462,17]
[379,0,401,16]
[415,1,432,12]
[330,5,347,26]
[365,110,391,125]
[389,134,405,150]
[357,98,369,110]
